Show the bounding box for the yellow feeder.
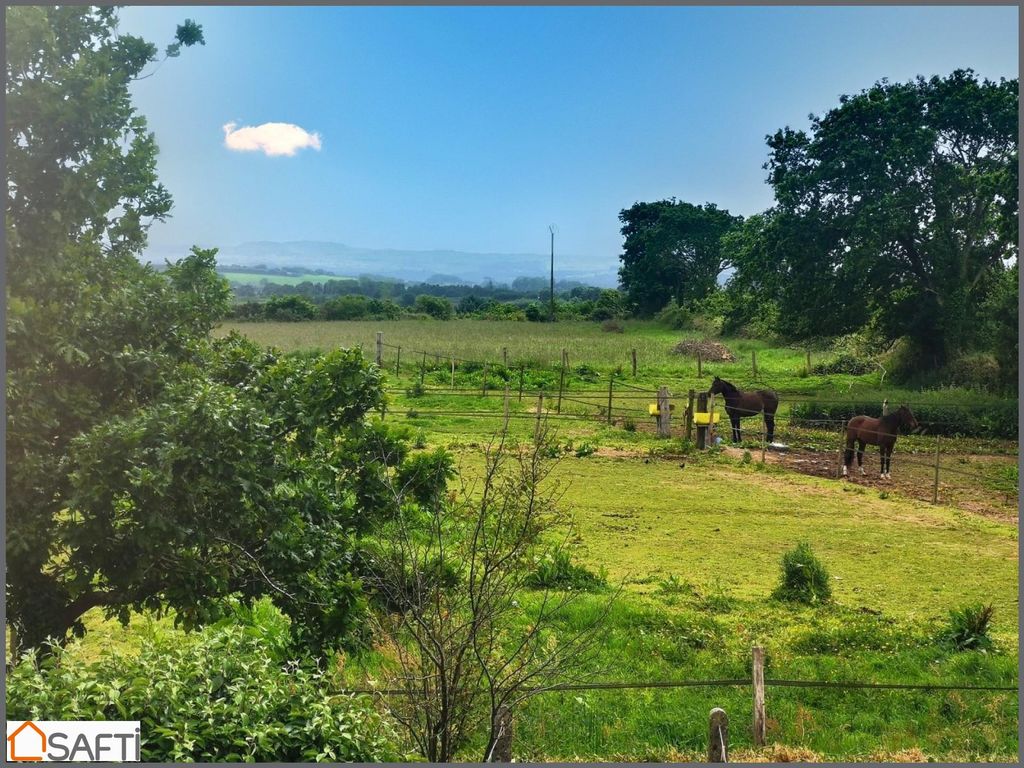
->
[693,411,720,425]
[648,403,676,416]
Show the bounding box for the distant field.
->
[219,271,353,286]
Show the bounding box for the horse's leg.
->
[856,440,866,475]
[881,445,890,479]
[764,412,775,444]
[731,416,741,443]
[842,433,855,477]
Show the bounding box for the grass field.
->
[219,271,353,286]
[29,318,1020,761]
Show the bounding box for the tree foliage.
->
[4,6,410,655]
[763,69,1018,365]
[617,200,740,316]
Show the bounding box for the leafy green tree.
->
[263,294,319,321]
[4,6,409,655]
[765,69,1018,365]
[617,200,741,316]
[323,294,371,320]
[413,294,454,320]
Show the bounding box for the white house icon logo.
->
[6,721,140,762]
[7,721,46,761]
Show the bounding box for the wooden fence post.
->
[805,348,811,375]
[708,707,728,763]
[395,346,401,375]
[656,386,671,437]
[488,705,513,762]
[752,645,766,747]
[686,389,695,443]
[837,429,846,478]
[697,391,708,449]
[751,350,758,377]
[375,332,383,366]
[534,394,544,443]
[697,351,702,378]
[557,365,566,414]
[761,421,767,463]
[419,352,426,387]
[518,365,525,402]
[451,357,456,389]
[482,362,489,396]
[503,385,511,430]
[606,375,614,425]
[932,435,941,504]
[502,346,508,367]
[631,348,637,378]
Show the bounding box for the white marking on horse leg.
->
[841,464,848,477]
[859,466,865,476]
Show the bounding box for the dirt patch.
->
[671,339,735,361]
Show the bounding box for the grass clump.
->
[771,542,832,605]
[526,549,607,592]
[940,603,995,652]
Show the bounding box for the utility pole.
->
[548,224,556,322]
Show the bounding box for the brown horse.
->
[708,376,779,443]
[843,405,919,479]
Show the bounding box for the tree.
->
[5,6,410,655]
[617,200,741,316]
[765,69,1018,366]
[414,294,455,320]
[364,424,613,762]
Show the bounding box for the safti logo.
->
[6,721,140,762]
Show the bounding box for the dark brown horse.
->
[843,405,919,479]
[708,376,779,443]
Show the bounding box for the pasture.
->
[219,271,354,286]
[53,317,1013,760]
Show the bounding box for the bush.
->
[656,300,693,330]
[771,542,832,605]
[413,294,454,320]
[526,549,607,591]
[263,294,318,321]
[943,353,1002,393]
[941,603,995,652]
[812,352,877,376]
[5,619,405,761]
[601,319,625,333]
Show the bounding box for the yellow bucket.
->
[694,411,720,425]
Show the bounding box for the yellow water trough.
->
[648,403,676,416]
[693,411,720,425]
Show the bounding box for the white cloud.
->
[222,121,322,157]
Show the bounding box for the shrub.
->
[812,352,876,376]
[656,300,692,330]
[5,620,405,761]
[526,549,607,591]
[574,441,596,457]
[623,418,637,432]
[771,542,832,605]
[524,302,546,322]
[601,319,625,333]
[943,353,1001,393]
[263,294,318,321]
[941,603,995,652]
[413,294,454,320]
[322,294,371,320]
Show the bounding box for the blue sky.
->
[120,5,1018,267]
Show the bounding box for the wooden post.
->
[518,365,525,402]
[631,348,637,378]
[419,351,426,387]
[709,392,716,444]
[451,357,456,389]
[606,375,614,425]
[557,365,566,414]
[482,362,489,396]
[761,421,767,463]
[708,707,728,763]
[752,645,766,747]
[657,386,671,438]
[395,346,401,375]
[561,348,568,370]
[697,391,708,449]
[534,394,544,443]
[751,350,758,377]
[502,346,508,367]
[375,331,383,366]
[686,389,695,442]
[697,351,702,378]
[488,705,513,762]
[932,435,941,504]
[837,429,846,478]
[503,385,511,430]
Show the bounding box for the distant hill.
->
[142,240,619,288]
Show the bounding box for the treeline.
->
[229,287,626,323]
[617,69,1018,392]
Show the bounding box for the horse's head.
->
[897,405,919,432]
[708,376,725,395]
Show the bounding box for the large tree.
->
[4,6,404,653]
[617,200,740,316]
[765,69,1018,365]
